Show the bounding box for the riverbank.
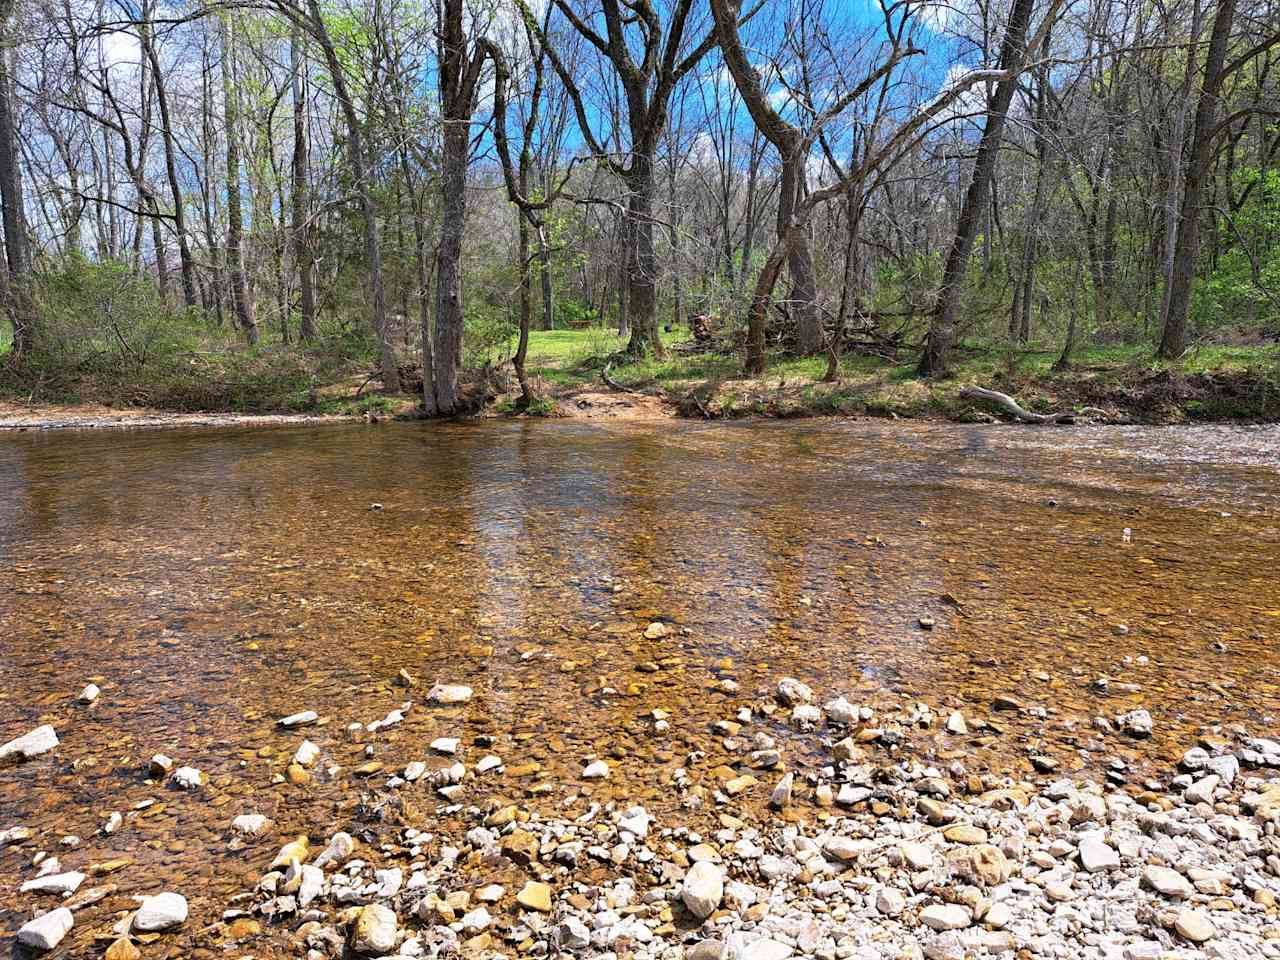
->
[516,334,1280,425]
[3,334,1278,428]
[4,674,1279,960]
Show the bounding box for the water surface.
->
[2,420,1279,954]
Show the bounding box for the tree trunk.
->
[221,18,258,344]
[538,228,554,330]
[290,26,316,341]
[747,240,788,375]
[513,207,533,405]
[305,0,399,389]
[140,3,197,308]
[919,0,1041,375]
[431,104,469,413]
[778,157,821,353]
[623,162,664,358]
[1157,0,1203,335]
[1158,0,1236,359]
[0,3,34,358]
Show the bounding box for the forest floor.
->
[512,331,1280,425]
[2,330,1278,429]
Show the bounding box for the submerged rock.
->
[777,678,813,706]
[20,871,85,895]
[232,814,272,837]
[0,724,58,761]
[278,711,319,728]
[582,759,610,779]
[427,684,473,705]
[132,892,188,932]
[78,683,101,704]
[17,908,73,951]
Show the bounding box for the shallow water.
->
[2,419,1279,953]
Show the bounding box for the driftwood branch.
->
[602,361,644,395]
[960,385,1077,424]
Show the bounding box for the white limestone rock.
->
[17,908,73,951]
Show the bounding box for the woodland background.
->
[0,0,1276,419]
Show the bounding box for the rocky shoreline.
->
[5,676,1280,960]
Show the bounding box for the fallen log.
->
[960,386,1077,424]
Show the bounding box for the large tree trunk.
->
[918,0,1040,375]
[432,114,468,413]
[778,157,821,353]
[623,161,664,358]
[427,0,485,413]
[290,26,316,341]
[221,18,258,344]
[1158,0,1236,359]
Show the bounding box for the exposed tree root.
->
[960,385,1079,424]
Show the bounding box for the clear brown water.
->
[2,420,1280,954]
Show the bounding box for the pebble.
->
[582,760,610,779]
[232,814,272,837]
[876,887,906,915]
[350,903,398,954]
[1117,709,1153,737]
[517,880,554,912]
[1078,835,1121,872]
[920,904,971,931]
[170,766,205,789]
[278,711,319,727]
[682,861,725,919]
[1185,774,1220,804]
[1173,907,1216,943]
[78,683,100,703]
[293,740,320,766]
[770,772,794,808]
[1143,865,1193,899]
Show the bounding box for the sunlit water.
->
[2,420,1279,953]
